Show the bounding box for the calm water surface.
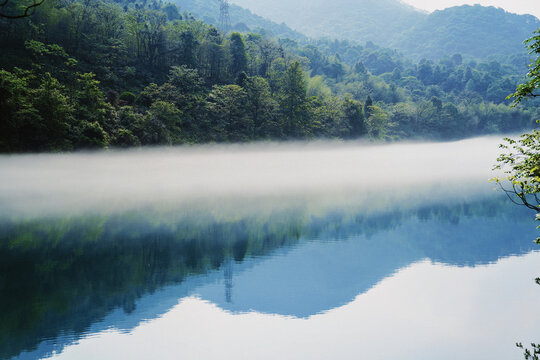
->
[0,139,538,360]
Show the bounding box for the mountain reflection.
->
[0,194,537,360]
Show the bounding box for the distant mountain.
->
[231,0,426,44]
[230,0,540,60]
[173,0,305,39]
[393,5,540,60]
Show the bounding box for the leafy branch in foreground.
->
[496,28,540,359]
[517,343,540,360]
[0,0,45,19]
[494,29,540,212]
[507,29,540,104]
[493,131,540,213]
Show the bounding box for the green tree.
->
[311,96,347,138]
[163,3,181,21]
[343,98,366,138]
[494,29,540,214]
[112,129,141,148]
[206,85,252,142]
[162,66,206,139]
[365,105,389,140]
[516,343,540,360]
[178,31,198,68]
[76,121,108,149]
[119,92,136,106]
[200,28,226,83]
[306,76,332,99]
[167,65,205,98]
[507,29,540,104]
[72,73,110,128]
[33,72,73,150]
[364,95,373,119]
[493,29,540,293]
[0,69,34,151]
[279,61,310,138]
[494,131,540,213]
[243,76,280,138]
[229,32,248,77]
[141,101,182,145]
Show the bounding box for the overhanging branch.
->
[497,182,540,212]
[0,0,45,19]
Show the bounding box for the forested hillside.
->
[0,0,537,152]
[229,0,425,45]
[394,5,540,60]
[174,0,304,39]
[230,0,539,60]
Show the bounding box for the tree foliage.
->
[508,29,540,104]
[494,29,540,215]
[493,29,540,293]
[494,131,540,213]
[0,0,537,151]
[517,343,540,360]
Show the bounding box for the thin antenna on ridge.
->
[219,0,231,33]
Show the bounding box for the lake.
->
[0,137,538,360]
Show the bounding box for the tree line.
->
[0,0,537,151]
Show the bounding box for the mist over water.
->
[2,136,539,360]
[0,136,507,218]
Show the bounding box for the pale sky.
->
[401,0,540,18]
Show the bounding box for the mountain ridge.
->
[221,0,539,60]
[392,5,540,60]
[174,0,305,39]
[231,0,426,44]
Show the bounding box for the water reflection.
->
[0,193,537,360]
[45,253,540,360]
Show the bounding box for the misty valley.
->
[1,139,539,359]
[1,0,540,358]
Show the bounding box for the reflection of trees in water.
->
[0,195,534,359]
[0,210,306,360]
[224,259,233,303]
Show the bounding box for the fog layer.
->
[0,137,507,218]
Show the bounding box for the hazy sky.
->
[401,0,540,18]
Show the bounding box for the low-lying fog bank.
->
[0,137,509,219]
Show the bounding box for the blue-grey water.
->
[0,138,538,360]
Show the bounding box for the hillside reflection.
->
[0,194,537,360]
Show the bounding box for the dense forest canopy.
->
[0,0,538,152]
